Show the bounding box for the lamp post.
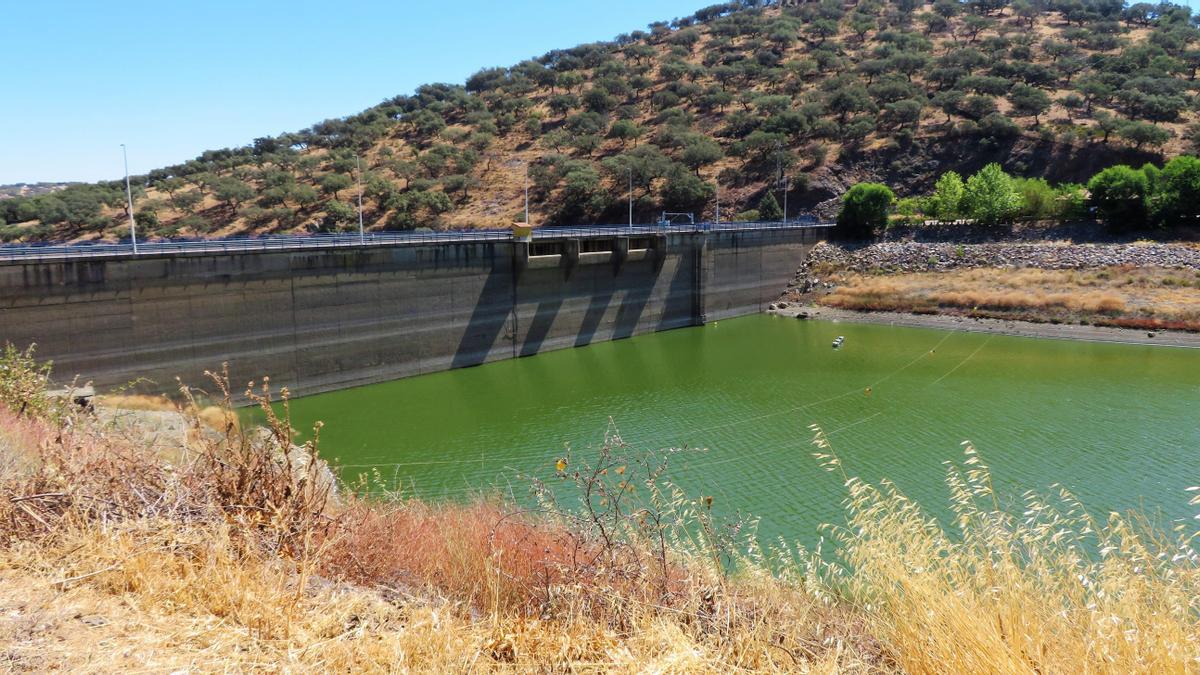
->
[524,162,530,225]
[714,182,720,227]
[783,175,789,225]
[355,153,365,244]
[627,166,633,229]
[121,144,138,254]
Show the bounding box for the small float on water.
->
[832,335,845,349]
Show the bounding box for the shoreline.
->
[773,304,1200,349]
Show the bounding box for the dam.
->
[0,224,826,397]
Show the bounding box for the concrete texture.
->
[0,228,823,397]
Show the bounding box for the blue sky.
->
[0,0,703,184]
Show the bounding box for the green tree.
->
[827,84,876,123]
[836,183,894,238]
[442,174,476,201]
[323,200,356,228]
[680,136,724,175]
[961,163,1021,225]
[608,120,643,147]
[292,184,320,207]
[319,173,353,199]
[1118,121,1172,151]
[172,190,203,214]
[1087,165,1149,231]
[929,171,965,220]
[660,170,715,213]
[1150,155,1200,226]
[213,177,254,210]
[757,191,783,221]
[1007,84,1051,125]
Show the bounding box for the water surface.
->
[280,316,1200,545]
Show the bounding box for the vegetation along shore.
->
[785,154,1200,338]
[3,346,1200,671]
[778,239,1200,336]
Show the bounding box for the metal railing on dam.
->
[0,221,834,263]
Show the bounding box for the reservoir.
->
[280,315,1200,546]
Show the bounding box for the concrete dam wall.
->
[0,227,823,397]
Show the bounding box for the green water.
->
[280,315,1200,545]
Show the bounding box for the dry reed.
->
[2,346,1197,672]
[818,267,1200,331]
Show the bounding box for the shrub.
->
[1088,165,1149,232]
[1013,177,1057,220]
[1054,183,1089,221]
[837,183,894,239]
[0,223,25,242]
[324,201,356,228]
[893,197,925,226]
[1150,155,1200,226]
[758,192,783,221]
[928,171,964,220]
[177,214,211,233]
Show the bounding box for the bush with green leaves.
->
[837,183,894,239]
[1088,165,1149,232]
[0,344,59,420]
[1149,155,1200,226]
[1013,177,1057,220]
[961,163,1021,226]
[893,197,924,226]
[757,192,783,221]
[927,171,964,220]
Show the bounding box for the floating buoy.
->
[865,387,872,396]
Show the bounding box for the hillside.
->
[4,0,1200,242]
[0,182,76,201]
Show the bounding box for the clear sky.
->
[0,0,705,184]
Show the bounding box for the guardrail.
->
[0,221,834,263]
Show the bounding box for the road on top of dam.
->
[0,221,834,263]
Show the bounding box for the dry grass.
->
[0,356,879,672]
[819,267,1200,331]
[812,428,1200,673]
[2,349,1197,672]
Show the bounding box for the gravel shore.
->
[772,304,1200,349]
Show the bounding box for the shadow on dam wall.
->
[0,228,823,398]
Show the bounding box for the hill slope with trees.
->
[6,0,1200,242]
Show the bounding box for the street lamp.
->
[783,175,789,225]
[121,144,138,254]
[628,166,633,229]
[355,153,365,244]
[524,161,530,225]
[714,181,720,226]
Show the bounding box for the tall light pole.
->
[627,166,633,229]
[121,144,138,254]
[714,182,720,226]
[783,175,789,225]
[355,153,365,244]
[524,162,530,225]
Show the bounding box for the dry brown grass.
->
[820,267,1200,331]
[0,358,879,672]
[2,349,1198,672]
[812,428,1200,674]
